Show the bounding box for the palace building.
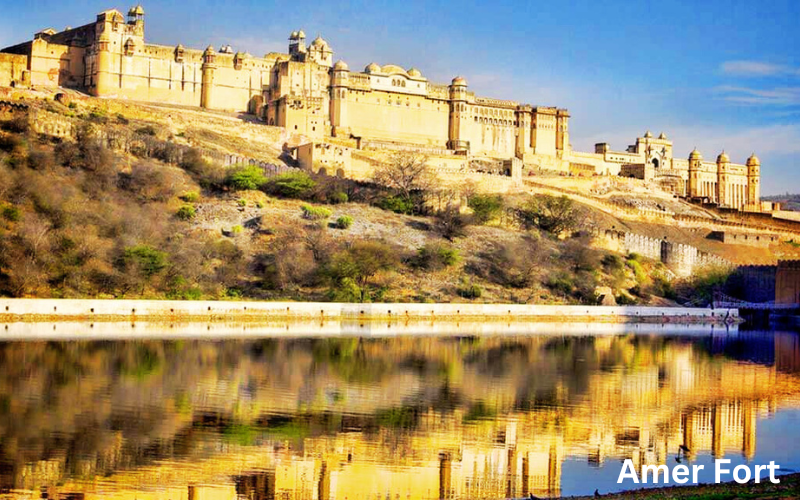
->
[0,5,766,211]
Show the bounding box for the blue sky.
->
[1,0,798,194]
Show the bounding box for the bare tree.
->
[372,151,437,201]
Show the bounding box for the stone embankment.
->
[0,299,738,326]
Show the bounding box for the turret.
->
[308,35,333,67]
[330,60,349,137]
[716,151,730,207]
[747,153,761,208]
[448,76,469,153]
[288,29,307,60]
[201,45,216,109]
[688,148,702,198]
[556,109,570,155]
[126,4,144,35]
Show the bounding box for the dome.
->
[333,60,349,71]
[716,151,730,163]
[128,4,144,16]
[204,45,215,54]
[381,64,408,76]
[289,31,298,39]
[364,62,381,74]
[688,148,702,160]
[746,153,760,166]
[451,76,467,86]
[658,132,667,139]
[311,35,329,49]
[407,67,422,78]
[297,30,306,39]
[644,130,653,138]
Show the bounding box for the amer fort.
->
[0,5,772,214]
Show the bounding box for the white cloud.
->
[721,60,800,78]
[714,85,800,106]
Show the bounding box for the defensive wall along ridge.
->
[0,298,739,326]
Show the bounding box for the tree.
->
[266,171,317,198]
[468,193,504,224]
[372,151,437,203]
[515,195,582,235]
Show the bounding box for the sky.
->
[1,0,798,195]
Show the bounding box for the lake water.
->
[1,326,799,499]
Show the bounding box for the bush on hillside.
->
[414,242,460,270]
[468,193,504,224]
[176,205,196,221]
[335,215,353,229]
[266,171,317,198]
[301,204,332,220]
[226,165,267,191]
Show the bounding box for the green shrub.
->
[136,125,158,136]
[2,205,21,222]
[231,225,243,234]
[301,203,332,220]
[237,198,247,207]
[180,191,200,202]
[330,191,349,204]
[68,102,78,109]
[376,194,414,215]
[88,109,107,123]
[415,242,460,270]
[121,245,168,278]
[546,272,575,297]
[255,201,264,209]
[626,258,647,284]
[616,293,637,305]
[468,194,503,224]
[116,113,129,124]
[226,165,267,191]
[267,171,316,198]
[601,254,624,271]
[335,215,353,229]
[176,205,196,221]
[457,280,483,299]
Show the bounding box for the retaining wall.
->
[0,298,738,324]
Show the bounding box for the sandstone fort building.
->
[0,5,768,212]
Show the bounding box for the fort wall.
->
[599,229,731,277]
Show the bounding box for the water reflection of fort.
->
[4,330,800,500]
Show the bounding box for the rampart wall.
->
[599,229,731,277]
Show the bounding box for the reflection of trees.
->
[0,332,797,491]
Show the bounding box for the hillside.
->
[0,89,794,306]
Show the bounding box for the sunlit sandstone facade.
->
[0,7,764,211]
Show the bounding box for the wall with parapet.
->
[599,229,732,277]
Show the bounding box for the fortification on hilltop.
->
[0,5,771,213]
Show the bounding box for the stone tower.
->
[201,45,216,109]
[448,76,469,153]
[716,151,730,207]
[515,105,532,159]
[556,109,570,156]
[330,60,349,137]
[747,153,760,209]
[288,30,307,59]
[688,148,702,198]
[308,35,333,67]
